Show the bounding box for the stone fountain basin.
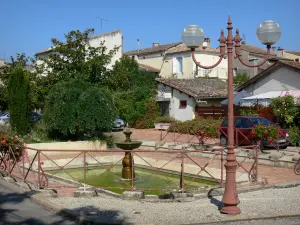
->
[115,141,143,150]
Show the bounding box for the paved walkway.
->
[0,178,77,225]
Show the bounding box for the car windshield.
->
[249,117,274,126]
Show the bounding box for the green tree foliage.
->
[269,95,298,127]
[8,67,31,135]
[78,87,116,133]
[44,79,116,139]
[233,72,250,86]
[0,53,32,111]
[109,56,159,127]
[34,29,118,110]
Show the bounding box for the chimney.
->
[277,47,284,57]
[137,38,140,53]
[272,46,276,54]
[203,37,210,49]
[152,42,159,48]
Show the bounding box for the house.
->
[231,42,277,78]
[156,78,227,121]
[160,39,228,80]
[236,60,300,96]
[124,42,181,72]
[124,39,228,80]
[277,48,300,62]
[35,30,123,75]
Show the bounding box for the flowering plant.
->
[251,124,279,144]
[0,135,26,161]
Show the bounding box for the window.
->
[173,57,183,74]
[296,58,299,62]
[235,118,243,128]
[241,118,252,128]
[179,100,187,109]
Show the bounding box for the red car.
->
[219,116,289,149]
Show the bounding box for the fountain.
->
[115,127,142,180]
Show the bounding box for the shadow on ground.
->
[0,189,129,225]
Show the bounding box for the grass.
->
[48,166,217,195]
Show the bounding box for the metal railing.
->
[0,144,261,193]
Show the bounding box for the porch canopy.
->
[220,90,251,105]
[240,90,300,106]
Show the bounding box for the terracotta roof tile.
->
[166,43,219,54]
[285,51,300,57]
[124,42,181,56]
[240,44,276,56]
[138,63,160,73]
[156,78,227,98]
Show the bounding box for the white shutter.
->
[172,57,177,74]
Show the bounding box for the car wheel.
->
[253,140,264,151]
[220,136,227,146]
[280,145,288,149]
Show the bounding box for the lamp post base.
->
[220,205,241,215]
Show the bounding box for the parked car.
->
[113,118,125,131]
[0,112,41,124]
[219,116,289,149]
[0,112,10,125]
[30,112,41,122]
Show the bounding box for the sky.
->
[1,0,300,60]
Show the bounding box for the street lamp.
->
[182,17,281,215]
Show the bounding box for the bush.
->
[44,79,116,140]
[77,87,116,133]
[252,124,279,142]
[168,117,222,137]
[154,116,176,123]
[289,127,300,146]
[134,99,160,129]
[8,67,31,135]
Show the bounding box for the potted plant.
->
[154,116,176,130]
[251,124,279,147]
[0,135,25,162]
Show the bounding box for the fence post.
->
[131,152,135,191]
[37,151,41,188]
[221,148,224,187]
[83,152,86,191]
[180,153,185,193]
[255,146,258,182]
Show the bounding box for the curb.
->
[191,212,300,224]
[2,174,300,225]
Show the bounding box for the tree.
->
[8,67,31,135]
[44,79,116,139]
[233,72,250,86]
[110,56,159,127]
[0,53,32,111]
[36,29,117,85]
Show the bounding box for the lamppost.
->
[182,17,281,215]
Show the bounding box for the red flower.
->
[1,140,6,145]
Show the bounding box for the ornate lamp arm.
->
[191,30,226,70]
[234,28,271,68]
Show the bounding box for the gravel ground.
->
[47,186,300,225]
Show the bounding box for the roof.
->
[285,51,300,57]
[138,63,160,73]
[240,44,276,56]
[124,42,181,56]
[236,60,300,91]
[156,78,228,98]
[36,29,122,55]
[166,43,219,54]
